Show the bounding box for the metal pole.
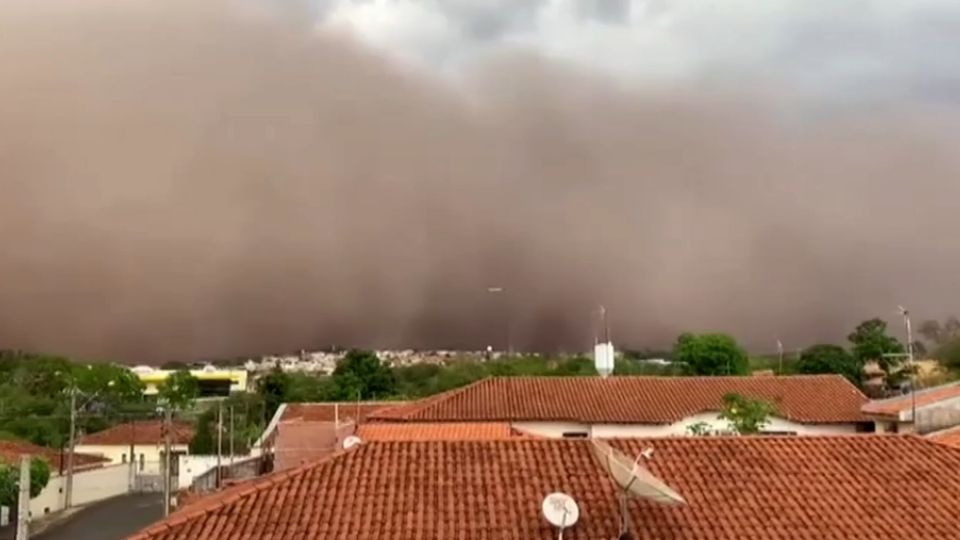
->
[229,406,235,467]
[162,407,172,517]
[65,390,76,509]
[904,309,917,431]
[216,402,223,488]
[16,454,31,540]
[128,422,135,491]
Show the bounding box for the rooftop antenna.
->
[591,439,685,538]
[541,492,580,540]
[342,435,362,450]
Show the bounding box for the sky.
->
[0,0,958,362]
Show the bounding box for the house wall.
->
[178,454,251,490]
[28,464,130,519]
[75,444,190,474]
[513,414,858,438]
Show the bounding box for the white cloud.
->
[307,0,960,101]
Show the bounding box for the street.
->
[34,494,164,540]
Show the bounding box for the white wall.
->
[512,421,591,438]
[75,444,189,474]
[178,454,249,490]
[27,464,130,519]
[513,414,858,438]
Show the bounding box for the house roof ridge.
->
[370,377,495,420]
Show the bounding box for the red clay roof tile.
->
[371,375,869,424]
[929,426,960,448]
[0,439,108,471]
[78,420,195,446]
[127,435,960,540]
[356,422,522,441]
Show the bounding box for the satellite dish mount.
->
[541,492,580,540]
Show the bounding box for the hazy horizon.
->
[1,0,958,363]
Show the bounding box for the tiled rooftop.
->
[371,375,869,424]
[861,381,960,419]
[356,422,522,441]
[77,420,196,446]
[280,401,406,423]
[929,426,960,449]
[129,435,960,540]
[0,439,108,471]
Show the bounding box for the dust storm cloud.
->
[1,0,958,362]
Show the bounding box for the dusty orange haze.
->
[1,0,958,362]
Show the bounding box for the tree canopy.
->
[719,393,775,434]
[797,344,863,385]
[157,369,199,410]
[0,457,51,507]
[673,333,749,376]
[847,318,905,373]
[332,350,396,400]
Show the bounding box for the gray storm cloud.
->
[1,0,959,362]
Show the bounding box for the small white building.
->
[368,375,874,437]
[75,420,195,476]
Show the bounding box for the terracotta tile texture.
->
[273,420,353,471]
[128,435,960,540]
[281,401,406,423]
[0,439,108,471]
[929,426,960,448]
[371,375,869,424]
[78,420,195,446]
[356,422,523,441]
[861,382,960,418]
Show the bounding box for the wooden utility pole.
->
[216,402,223,488]
[128,421,136,491]
[16,454,30,540]
[229,406,235,467]
[64,390,76,509]
[162,407,172,517]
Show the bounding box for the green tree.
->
[257,368,291,422]
[0,457,51,514]
[673,333,749,376]
[934,337,960,372]
[332,350,395,399]
[847,318,905,377]
[157,370,199,410]
[797,344,863,385]
[189,410,216,454]
[718,393,775,435]
[686,421,712,436]
[918,317,960,347]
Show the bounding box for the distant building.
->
[862,380,960,434]
[369,375,873,437]
[76,420,195,477]
[130,365,249,397]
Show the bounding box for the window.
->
[562,432,588,439]
[122,454,127,464]
[139,454,145,471]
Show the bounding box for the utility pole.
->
[216,402,223,488]
[128,422,136,491]
[777,340,784,374]
[16,454,30,540]
[162,407,172,517]
[64,389,76,509]
[229,406,235,467]
[900,306,917,431]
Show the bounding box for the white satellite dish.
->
[541,492,579,539]
[591,439,684,538]
[342,435,362,450]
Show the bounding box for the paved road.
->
[34,494,164,540]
